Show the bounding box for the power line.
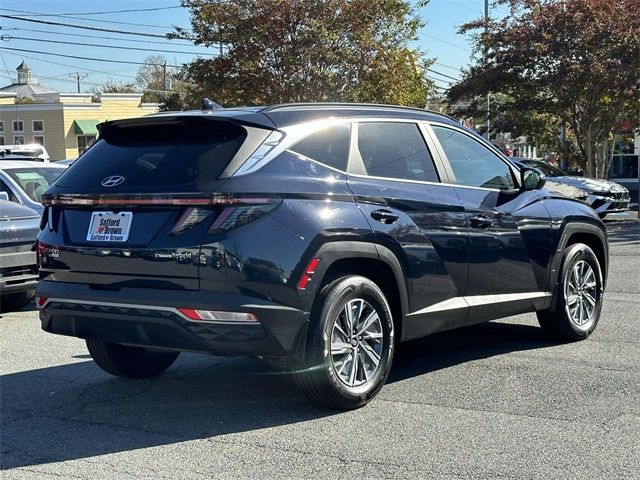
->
[1,5,182,17]
[0,8,180,30]
[4,27,197,47]
[427,68,460,82]
[8,36,217,57]
[0,49,139,81]
[433,61,463,72]
[0,46,182,68]
[0,15,177,39]
[423,34,471,52]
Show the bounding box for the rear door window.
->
[56,118,255,191]
[356,122,439,182]
[289,123,350,172]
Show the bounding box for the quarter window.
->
[289,123,350,172]
[432,126,516,190]
[357,122,438,182]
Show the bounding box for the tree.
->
[447,0,640,178]
[175,0,434,107]
[100,80,137,93]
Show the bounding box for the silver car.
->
[0,160,68,216]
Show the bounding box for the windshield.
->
[4,167,65,202]
[522,159,568,177]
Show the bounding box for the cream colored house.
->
[0,62,158,159]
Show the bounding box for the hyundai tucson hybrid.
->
[36,104,608,409]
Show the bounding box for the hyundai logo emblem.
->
[101,175,125,187]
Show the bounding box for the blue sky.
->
[0,0,508,95]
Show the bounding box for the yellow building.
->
[0,62,158,160]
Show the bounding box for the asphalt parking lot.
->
[1,217,639,479]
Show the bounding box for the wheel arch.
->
[300,241,409,342]
[548,221,609,307]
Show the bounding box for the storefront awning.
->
[73,119,99,135]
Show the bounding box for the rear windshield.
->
[56,118,248,191]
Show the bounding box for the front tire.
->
[296,276,395,409]
[537,243,604,341]
[86,339,179,378]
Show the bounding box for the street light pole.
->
[484,0,490,140]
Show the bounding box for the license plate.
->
[86,211,133,242]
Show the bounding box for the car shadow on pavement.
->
[1,320,555,470]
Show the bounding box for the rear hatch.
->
[39,115,272,290]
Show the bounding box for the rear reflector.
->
[297,258,320,290]
[177,308,259,324]
[36,296,48,309]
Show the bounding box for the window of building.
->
[77,135,97,155]
[289,123,350,172]
[32,120,44,132]
[33,135,45,146]
[0,121,4,133]
[0,136,5,146]
[13,135,25,145]
[356,122,438,183]
[432,126,516,190]
[13,120,24,132]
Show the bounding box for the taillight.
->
[36,241,59,267]
[208,202,279,234]
[170,207,213,235]
[297,258,320,290]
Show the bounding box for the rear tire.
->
[295,275,395,409]
[537,243,603,342]
[1,290,35,313]
[86,339,179,378]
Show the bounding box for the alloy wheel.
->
[330,298,384,388]
[565,259,598,327]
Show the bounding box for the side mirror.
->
[521,167,546,191]
[0,192,9,201]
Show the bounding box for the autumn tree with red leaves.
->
[448,0,640,178]
[174,0,434,108]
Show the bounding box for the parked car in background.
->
[0,144,50,162]
[37,104,608,409]
[512,158,630,218]
[0,200,39,312]
[0,161,68,215]
[509,158,588,203]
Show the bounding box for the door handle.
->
[370,209,400,224]
[469,214,493,229]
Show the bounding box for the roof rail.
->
[259,102,457,121]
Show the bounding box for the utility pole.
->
[70,72,88,93]
[162,61,167,102]
[484,0,490,140]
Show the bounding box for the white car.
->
[0,144,50,162]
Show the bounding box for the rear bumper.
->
[36,280,308,358]
[0,251,38,295]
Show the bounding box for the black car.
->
[36,104,608,409]
[0,200,40,312]
[512,158,630,218]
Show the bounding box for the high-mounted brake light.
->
[297,258,320,290]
